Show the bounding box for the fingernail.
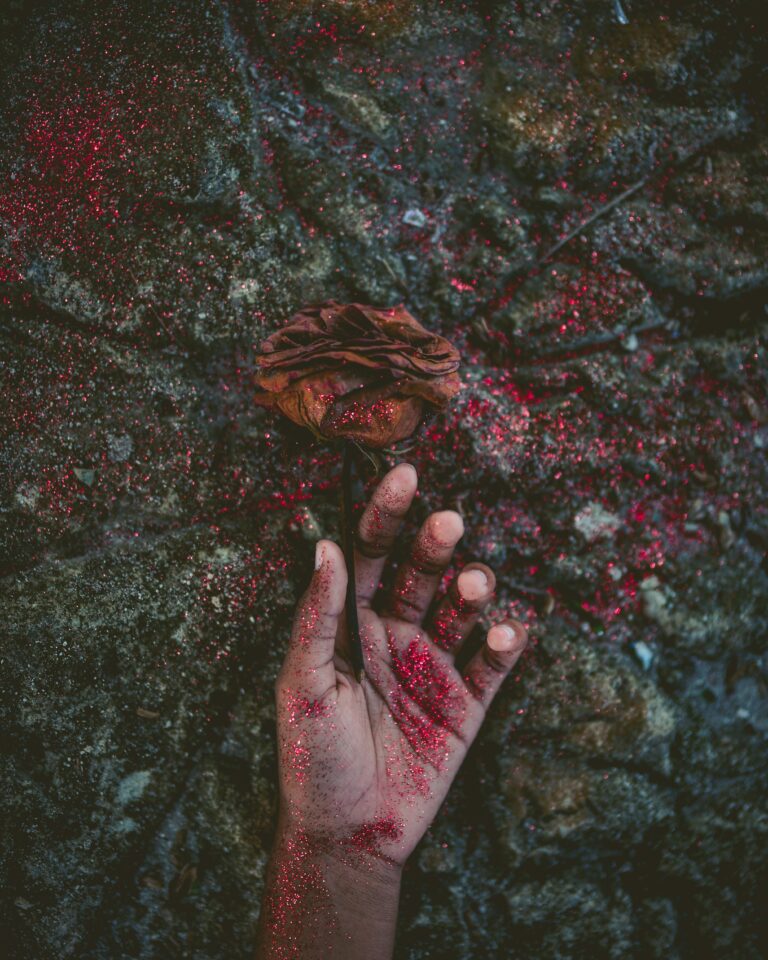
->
[314,542,325,571]
[432,511,464,545]
[458,569,488,601]
[487,624,516,652]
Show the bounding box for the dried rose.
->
[254,300,461,449]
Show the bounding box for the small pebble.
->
[402,208,427,228]
[631,641,654,671]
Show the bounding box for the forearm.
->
[255,818,402,960]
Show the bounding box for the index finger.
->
[354,462,418,607]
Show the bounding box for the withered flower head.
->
[254,300,461,449]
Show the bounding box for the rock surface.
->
[1,1,766,958]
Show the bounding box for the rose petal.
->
[254,300,461,445]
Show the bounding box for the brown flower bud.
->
[254,301,461,449]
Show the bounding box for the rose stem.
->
[341,441,365,681]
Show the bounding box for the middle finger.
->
[387,510,464,624]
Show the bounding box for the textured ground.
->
[1,1,767,958]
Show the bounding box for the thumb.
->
[278,540,347,696]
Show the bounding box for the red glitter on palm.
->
[258,463,528,958]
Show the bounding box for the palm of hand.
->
[275,464,527,866]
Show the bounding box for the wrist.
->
[256,815,402,959]
[275,811,403,902]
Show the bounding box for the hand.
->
[256,463,528,959]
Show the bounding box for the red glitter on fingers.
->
[386,631,467,768]
[462,664,492,703]
[429,566,493,652]
[292,597,321,648]
[389,510,464,622]
[289,547,343,651]
[430,597,466,650]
